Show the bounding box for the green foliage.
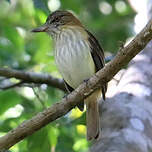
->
[0,90,21,115]
[0,0,135,151]
[26,127,50,152]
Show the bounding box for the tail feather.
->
[85,89,101,140]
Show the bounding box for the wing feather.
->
[64,80,84,111]
[86,30,107,100]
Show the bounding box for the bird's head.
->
[31,10,83,37]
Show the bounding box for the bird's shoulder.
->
[85,30,105,70]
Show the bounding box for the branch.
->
[32,87,46,109]
[0,80,24,90]
[0,19,152,151]
[0,69,66,92]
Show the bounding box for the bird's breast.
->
[55,28,95,89]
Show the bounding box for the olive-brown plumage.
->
[32,10,107,140]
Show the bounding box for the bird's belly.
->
[55,43,95,89]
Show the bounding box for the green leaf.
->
[48,126,59,147]
[73,139,88,152]
[27,127,50,152]
[0,90,21,115]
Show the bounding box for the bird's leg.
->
[63,93,68,98]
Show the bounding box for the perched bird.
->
[32,10,107,140]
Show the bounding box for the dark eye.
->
[49,17,60,24]
[55,17,60,22]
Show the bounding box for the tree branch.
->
[0,19,152,151]
[0,80,24,90]
[0,68,66,92]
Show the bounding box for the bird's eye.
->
[55,17,60,22]
[49,17,60,24]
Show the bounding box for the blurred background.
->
[0,0,138,151]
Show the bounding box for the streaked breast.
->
[55,27,95,89]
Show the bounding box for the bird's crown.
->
[45,10,83,27]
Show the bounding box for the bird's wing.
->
[86,30,107,100]
[63,80,74,93]
[64,80,84,111]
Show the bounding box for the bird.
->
[32,10,107,141]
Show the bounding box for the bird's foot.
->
[63,94,68,98]
[83,78,89,83]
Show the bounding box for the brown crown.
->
[46,10,83,27]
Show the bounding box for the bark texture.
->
[0,68,66,92]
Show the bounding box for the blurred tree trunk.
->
[91,1,152,152]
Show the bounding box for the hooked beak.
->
[31,24,49,32]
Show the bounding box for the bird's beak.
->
[31,24,49,32]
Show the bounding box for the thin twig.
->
[32,87,46,109]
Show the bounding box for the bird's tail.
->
[85,89,101,140]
